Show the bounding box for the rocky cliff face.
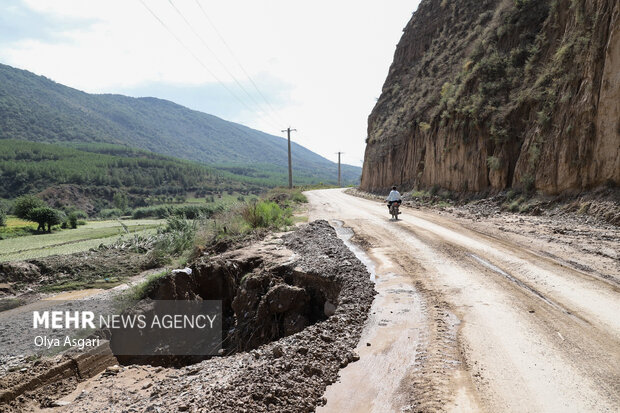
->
[361,0,619,194]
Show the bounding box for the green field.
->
[0,216,38,236]
[0,219,162,262]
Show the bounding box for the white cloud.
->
[0,0,420,166]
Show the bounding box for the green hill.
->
[0,63,360,185]
[0,139,262,213]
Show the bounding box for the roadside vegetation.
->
[0,186,310,297]
[404,186,542,213]
[406,186,456,208]
[123,187,309,300]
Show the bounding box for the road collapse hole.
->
[111,256,341,366]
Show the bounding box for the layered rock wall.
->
[362,0,619,194]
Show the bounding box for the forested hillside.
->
[0,63,360,185]
[0,140,262,212]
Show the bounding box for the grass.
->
[122,270,170,301]
[0,216,39,238]
[505,195,527,212]
[0,187,309,297]
[0,219,163,262]
[410,190,432,199]
[242,201,292,229]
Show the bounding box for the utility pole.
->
[336,152,344,187]
[281,127,296,189]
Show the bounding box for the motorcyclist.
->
[385,186,402,211]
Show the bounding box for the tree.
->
[67,212,78,229]
[28,207,64,232]
[113,191,128,211]
[0,208,6,227]
[14,195,46,220]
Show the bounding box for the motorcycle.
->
[388,201,401,220]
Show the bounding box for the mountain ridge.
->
[0,62,360,185]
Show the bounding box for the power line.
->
[192,0,286,126]
[139,0,262,121]
[167,0,282,130]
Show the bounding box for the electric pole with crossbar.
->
[336,152,344,187]
[281,127,296,189]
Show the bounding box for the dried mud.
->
[0,220,376,412]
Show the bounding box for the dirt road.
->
[307,189,620,413]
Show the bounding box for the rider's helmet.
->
[392,186,397,190]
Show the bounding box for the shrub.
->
[132,205,219,219]
[147,217,198,265]
[429,185,441,196]
[486,156,502,171]
[0,209,6,227]
[14,195,46,220]
[0,199,13,215]
[242,201,292,229]
[67,212,79,229]
[173,205,219,219]
[438,189,453,200]
[505,189,519,201]
[508,200,520,212]
[132,205,171,219]
[521,174,536,193]
[419,122,431,131]
[99,208,124,218]
[64,209,87,229]
[290,192,308,203]
[71,210,88,219]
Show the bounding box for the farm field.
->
[0,219,163,262]
[180,191,252,205]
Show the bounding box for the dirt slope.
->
[362,0,619,194]
[309,188,620,412]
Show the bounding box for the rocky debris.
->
[0,262,41,283]
[19,220,375,413]
[0,283,14,295]
[113,225,344,363]
[102,365,122,376]
[323,301,336,317]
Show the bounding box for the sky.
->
[0,0,420,167]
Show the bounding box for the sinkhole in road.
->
[110,255,341,367]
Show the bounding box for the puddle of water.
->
[331,220,376,282]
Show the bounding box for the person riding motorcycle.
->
[385,186,402,211]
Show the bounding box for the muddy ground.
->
[348,187,619,281]
[0,247,151,298]
[323,188,619,412]
[0,220,376,412]
[1,187,618,412]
